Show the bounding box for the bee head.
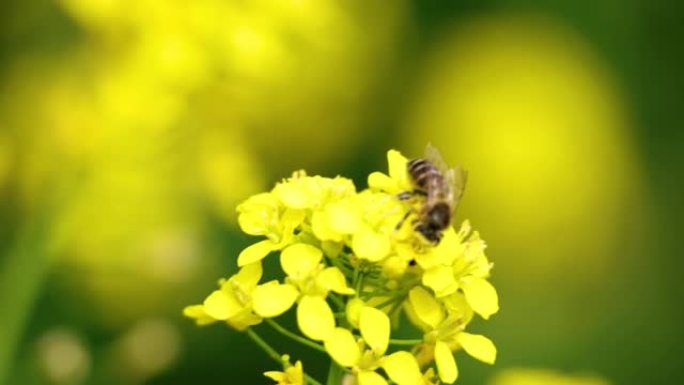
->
[415,222,442,243]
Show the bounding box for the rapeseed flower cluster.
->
[185,149,499,385]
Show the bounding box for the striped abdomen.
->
[407,158,443,192]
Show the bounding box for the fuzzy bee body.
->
[404,145,467,243]
[407,158,446,197]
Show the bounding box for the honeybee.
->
[399,144,467,243]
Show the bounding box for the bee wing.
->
[444,164,468,212]
[423,143,450,173]
[424,144,467,210]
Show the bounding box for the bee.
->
[398,144,467,243]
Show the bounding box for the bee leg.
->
[397,191,413,201]
[397,189,427,200]
[395,208,416,231]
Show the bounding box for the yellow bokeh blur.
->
[490,368,610,385]
[403,14,645,284]
[58,0,409,170]
[0,2,677,384]
[0,0,412,325]
[0,131,11,190]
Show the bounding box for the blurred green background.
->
[0,1,682,384]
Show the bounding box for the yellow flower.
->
[236,171,357,266]
[420,222,500,320]
[367,150,413,195]
[406,286,496,384]
[186,148,500,385]
[264,356,304,385]
[324,307,423,385]
[311,189,404,265]
[251,281,300,318]
[255,243,354,341]
[236,192,305,267]
[183,262,263,331]
[273,172,356,210]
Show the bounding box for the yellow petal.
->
[297,295,335,341]
[408,287,444,329]
[457,220,471,239]
[252,282,298,318]
[464,232,487,263]
[238,240,275,267]
[457,333,497,364]
[358,370,389,385]
[414,248,445,270]
[183,305,216,326]
[382,256,408,279]
[286,361,304,384]
[273,181,315,209]
[312,210,344,242]
[317,267,355,295]
[345,297,365,329]
[203,290,241,320]
[232,262,263,291]
[324,328,361,368]
[387,149,409,183]
[422,266,459,298]
[359,307,390,356]
[237,193,279,235]
[367,172,396,193]
[263,371,286,382]
[352,226,391,262]
[442,293,474,325]
[435,340,458,384]
[381,351,422,385]
[325,202,361,234]
[226,310,262,331]
[461,277,499,319]
[431,227,464,265]
[280,243,323,280]
[183,304,205,318]
[280,208,306,232]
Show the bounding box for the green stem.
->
[387,295,406,317]
[359,289,394,300]
[306,373,325,385]
[352,262,360,290]
[0,218,52,384]
[265,319,326,353]
[374,293,405,310]
[326,255,352,276]
[246,328,281,362]
[327,293,346,311]
[355,271,364,294]
[246,328,323,385]
[326,361,345,385]
[372,279,420,310]
[389,338,423,346]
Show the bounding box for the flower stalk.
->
[265,319,327,353]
